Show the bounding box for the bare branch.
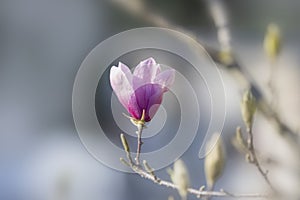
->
[125,160,270,199]
[120,126,270,199]
[245,126,277,194]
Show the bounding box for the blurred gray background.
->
[0,0,299,200]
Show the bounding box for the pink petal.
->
[132,57,161,90]
[110,62,134,109]
[154,69,176,91]
[118,62,132,82]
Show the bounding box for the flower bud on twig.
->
[168,159,189,200]
[120,133,130,152]
[236,127,248,150]
[168,196,174,200]
[204,133,225,190]
[241,90,257,129]
[219,50,234,66]
[264,23,281,61]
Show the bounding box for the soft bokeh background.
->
[1,0,299,199]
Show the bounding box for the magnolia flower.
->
[110,57,175,122]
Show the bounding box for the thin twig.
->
[246,126,277,193]
[127,160,269,199]
[123,152,269,199]
[135,123,144,165]
[233,134,300,175]
[120,125,270,199]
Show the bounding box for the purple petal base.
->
[128,84,164,122]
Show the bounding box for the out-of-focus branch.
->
[239,90,278,194]
[232,130,300,175]
[127,160,269,198]
[111,0,299,150]
[264,23,281,109]
[120,134,270,199]
[206,0,299,150]
[245,126,277,193]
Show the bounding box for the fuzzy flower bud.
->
[241,90,257,129]
[204,133,225,190]
[120,133,130,152]
[168,159,189,200]
[264,23,281,61]
[232,126,248,153]
[218,50,234,66]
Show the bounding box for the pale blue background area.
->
[0,0,299,200]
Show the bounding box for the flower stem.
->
[135,123,144,165]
